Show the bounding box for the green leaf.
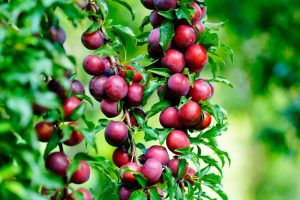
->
[203,173,222,184]
[66,159,80,181]
[175,6,194,25]
[201,155,222,175]
[140,15,150,31]
[142,79,166,106]
[157,128,171,144]
[199,30,219,48]
[148,68,172,78]
[75,93,94,106]
[111,0,136,20]
[94,45,119,57]
[85,22,101,34]
[149,188,162,200]
[136,143,147,154]
[69,102,86,121]
[142,125,159,141]
[134,173,148,187]
[129,190,147,200]
[146,100,171,120]
[159,21,175,52]
[158,10,176,19]
[96,0,109,19]
[207,76,233,88]
[43,130,60,159]
[177,159,187,179]
[111,25,136,47]
[200,123,228,138]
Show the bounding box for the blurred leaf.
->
[129,190,147,200]
[111,0,135,20]
[159,21,174,52]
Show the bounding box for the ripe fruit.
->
[189,79,212,101]
[167,158,188,177]
[141,158,162,183]
[153,0,177,11]
[179,101,201,126]
[145,145,169,165]
[89,75,108,101]
[63,97,82,118]
[71,80,85,95]
[141,0,155,9]
[173,25,196,49]
[185,44,208,73]
[45,152,69,177]
[83,55,110,75]
[100,98,120,118]
[119,187,131,200]
[67,188,92,200]
[166,130,190,154]
[159,107,182,129]
[113,147,131,168]
[120,162,141,185]
[63,122,83,146]
[125,83,145,107]
[81,30,104,50]
[150,11,164,27]
[49,26,66,44]
[119,66,143,83]
[161,49,185,73]
[194,112,212,130]
[167,73,190,97]
[104,75,128,100]
[105,121,128,146]
[190,2,201,23]
[71,161,90,184]
[201,6,207,19]
[185,167,197,185]
[35,121,55,142]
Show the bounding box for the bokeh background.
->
[57,0,300,199]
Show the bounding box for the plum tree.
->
[104,75,128,101]
[179,101,201,126]
[70,161,91,184]
[141,158,162,183]
[113,147,131,168]
[159,107,182,129]
[161,49,185,73]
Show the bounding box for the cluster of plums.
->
[81,26,146,119]
[33,26,92,200]
[141,0,213,149]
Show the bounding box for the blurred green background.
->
[58,0,300,199]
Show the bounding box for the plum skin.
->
[166,130,190,154]
[104,75,128,101]
[100,98,120,118]
[145,145,169,165]
[81,30,104,50]
[141,158,162,183]
[179,101,201,126]
[105,121,128,147]
[45,152,69,177]
[70,161,91,184]
[35,121,55,142]
[112,147,131,168]
[159,107,182,129]
[167,73,190,97]
[161,49,185,73]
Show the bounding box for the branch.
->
[123,107,139,164]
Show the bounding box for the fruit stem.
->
[88,0,97,13]
[123,107,139,164]
[57,128,68,198]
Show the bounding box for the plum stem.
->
[124,108,139,164]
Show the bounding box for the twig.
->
[123,107,139,164]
